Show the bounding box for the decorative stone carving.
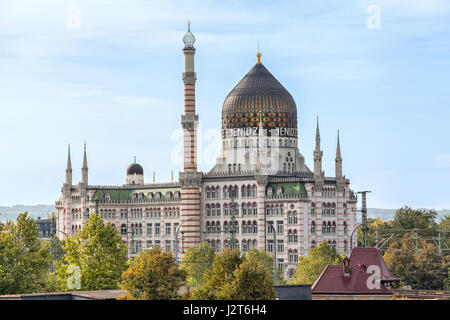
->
[181,114,199,130]
[179,171,203,188]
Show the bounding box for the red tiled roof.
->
[311,247,399,294]
[312,265,392,294]
[349,247,400,282]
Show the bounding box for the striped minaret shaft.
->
[180,21,201,251]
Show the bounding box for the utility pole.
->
[174,218,193,263]
[268,221,277,286]
[357,191,371,247]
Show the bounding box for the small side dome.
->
[127,163,143,175]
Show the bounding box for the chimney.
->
[343,256,351,277]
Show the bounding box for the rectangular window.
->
[165,240,171,252]
[146,240,152,248]
[268,240,274,253]
[166,223,171,235]
[155,223,160,235]
[277,258,284,270]
[147,223,152,236]
[155,240,160,248]
[277,221,284,234]
[277,240,284,253]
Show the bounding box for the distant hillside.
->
[0,204,55,222]
[367,208,449,222]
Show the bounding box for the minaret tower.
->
[81,141,88,185]
[313,117,324,189]
[179,21,202,250]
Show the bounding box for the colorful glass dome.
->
[222,58,297,135]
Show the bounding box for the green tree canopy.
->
[52,213,128,291]
[180,242,215,288]
[383,234,449,290]
[191,248,276,300]
[121,247,186,300]
[0,212,52,294]
[221,259,276,300]
[391,206,438,236]
[291,241,342,285]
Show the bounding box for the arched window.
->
[331,203,336,215]
[206,204,211,216]
[242,203,247,216]
[343,203,347,216]
[311,241,316,249]
[322,221,327,233]
[326,203,331,215]
[216,204,221,216]
[253,221,257,234]
[322,203,326,215]
[206,187,211,199]
[311,203,315,215]
[343,221,347,235]
[241,185,246,197]
[311,221,316,234]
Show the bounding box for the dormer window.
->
[276,187,283,196]
[104,194,111,202]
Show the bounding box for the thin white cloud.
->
[434,153,450,168]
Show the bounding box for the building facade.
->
[55,23,358,277]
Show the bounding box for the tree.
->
[0,212,52,294]
[52,213,128,291]
[191,248,243,300]
[391,206,438,237]
[291,241,342,284]
[383,234,449,290]
[245,248,286,285]
[121,247,186,300]
[180,242,215,287]
[191,248,276,300]
[221,259,276,300]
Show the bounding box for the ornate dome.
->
[222,57,297,134]
[127,163,143,175]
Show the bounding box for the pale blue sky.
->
[0,0,449,209]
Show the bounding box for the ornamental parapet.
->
[93,198,181,205]
[265,194,309,201]
[88,182,181,190]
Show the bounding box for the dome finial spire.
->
[256,41,262,64]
